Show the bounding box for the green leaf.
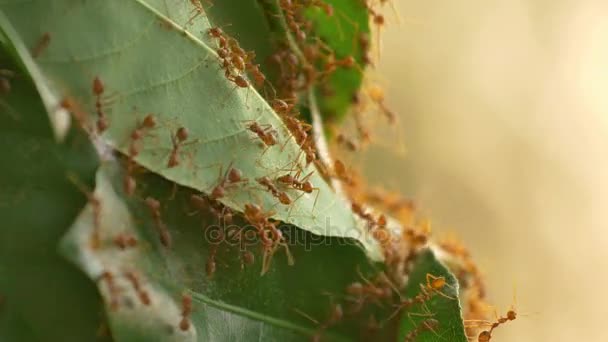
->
[0,36,107,342]
[0,0,381,260]
[60,165,399,341]
[398,249,467,342]
[306,0,370,122]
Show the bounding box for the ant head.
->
[211,185,225,199]
[141,114,156,128]
[302,181,313,193]
[478,330,491,342]
[244,203,261,214]
[227,167,242,183]
[176,127,189,142]
[92,76,104,95]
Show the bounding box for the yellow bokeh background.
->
[360,1,608,340]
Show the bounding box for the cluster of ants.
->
[22,1,517,340]
[207,27,265,90]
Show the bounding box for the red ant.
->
[124,271,151,306]
[367,85,396,123]
[282,115,311,147]
[345,270,394,313]
[276,170,319,207]
[477,308,517,342]
[245,121,278,147]
[257,176,292,205]
[32,32,51,58]
[209,164,247,200]
[242,203,292,273]
[167,126,191,168]
[309,0,333,16]
[92,76,109,133]
[351,201,381,229]
[179,293,192,331]
[113,233,137,250]
[248,64,266,88]
[271,99,295,115]
[336,133,359,151]
[404,318,440,342]
[186,0,208,25]
[144,197,172,248]
[386,274,451,323]
[467,296,519,342]
[99,271,120,310]
[124,114,156,196]
[67,174,102,249]
[333,160,355,186]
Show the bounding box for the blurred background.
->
[360,0,608,340]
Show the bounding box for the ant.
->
[179,293,192,331]
[144,197,172,248]
[128,114,157,158]
[345,270,394,313]
[336,133,359,151]
[276,171,315,193]
[472,308,517,342]
[467,293,519,342]
[242,203,292,273]
[125,113,157,196]
[421,273,454,300]
[209,164,247,200]
[276,170,319,207]
[186,0,207,25]
[385,274,453,324]
[113,233,137,250]
[358,33,373,66]
[67,174,102,249]
[404,318,440,342]
[245,121,278,147]
[32,32,51,58]
[282,115,311,148]
[167,126,189,168]
[322,55,359,79]
[351,201,381,229]
[124,271,151,306]
[92,76,109,133]
[248,63,266,88]
[99,271,120,310]
[271,99,295,116]
[333,160,355,186]
[309,0,333,16]
[368,84,396,123]
[257,176,291,205]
